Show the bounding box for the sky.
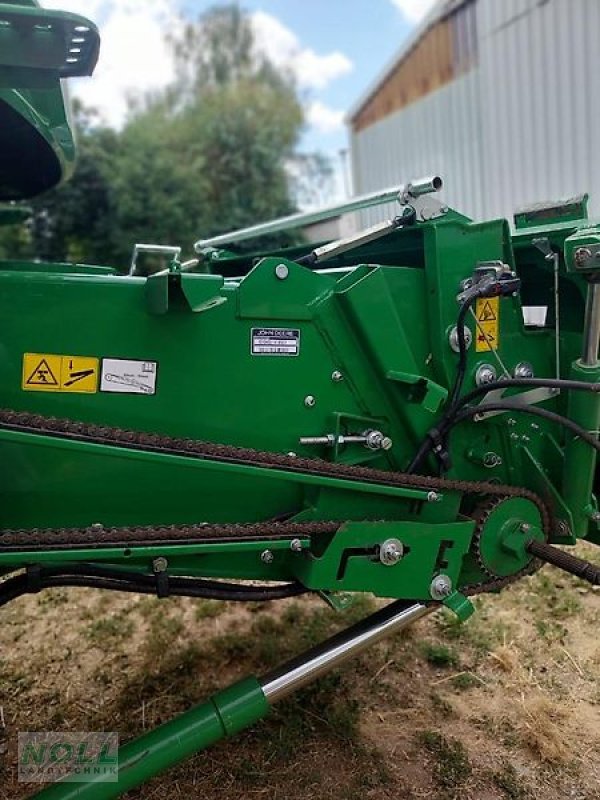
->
[46,0,437,196]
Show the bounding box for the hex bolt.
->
[365,430,393,451]
[275,263,289,280]
[427,491,441,503]
[591,511,600,523]
[287,451,297,458]
[260,549,274,564]
[430,574,452,600]
[574,247,592,267]
[483,452,501,468]
[475,364,497,387]
[520,523,531,534]
[379,538,404,566]
[449,325,472,353]
[90,522,104,532]
[304,395,316,408]
[290,538,303,553]
[513,362,534,379]
[152,557,168,573]
[331,370,343,382]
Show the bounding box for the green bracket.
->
[145,270,226,315]
[442,591,474,622]
[0,3,100,85]
[318,590,356,611]
[292,520,474,600]
[386,370,448,413]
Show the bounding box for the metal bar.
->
[194,185,405,251]
[261,601,430,702]
[31,601,431,799]
[0,428,431,502]
[582,282,600,366]
[553,252,561,378]
[30,677,270,800]
[312,217,402,263]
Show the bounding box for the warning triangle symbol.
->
[26,358,59,387]
[478,301,497,322]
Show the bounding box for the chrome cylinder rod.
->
[194,180,440,252]
[582,282,600,366]
[261,601,430,703]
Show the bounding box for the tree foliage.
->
[0,4,309,270]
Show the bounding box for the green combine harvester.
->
[2,2,600,798]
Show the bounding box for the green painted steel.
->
[30,677,270,800]
[3,3,600,797]
[0,213,598,594]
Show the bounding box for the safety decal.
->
[475,296,499,352]
[251,327,300,356]
[22,353,99,393]
[100,358,157,395]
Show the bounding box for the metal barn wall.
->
[351,0,600,225]
[351,69,484,225]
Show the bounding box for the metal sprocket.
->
[469,496,546,586]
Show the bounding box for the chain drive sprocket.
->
[470,496,546,585]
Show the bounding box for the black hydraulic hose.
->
[406,296,474,475]
[0,566,309,608]
[407,377,600,474]
[452,401,600,455]
[457,377,600,409]
[448,298,474,410]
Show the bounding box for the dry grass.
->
[1,543,600,799]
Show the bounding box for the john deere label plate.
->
[251,328,300,356]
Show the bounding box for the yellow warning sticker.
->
[475,296,500,352]
[22,353,99,393]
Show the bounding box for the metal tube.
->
[312,217,402,263]
[404,175,443,198]
[32,601,431,799]
[31,677,270,800]
[553,252,561,378]
[261,601,430,703]
[582,282,600,366]
[194,184,407,251]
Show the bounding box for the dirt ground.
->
[1,545,600,800]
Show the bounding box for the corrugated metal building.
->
[348,0,600,225]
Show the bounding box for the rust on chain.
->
[0,409,553,595]
[0,521,341,552]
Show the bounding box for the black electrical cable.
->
[407,377,600,474]
[451,401,600,455]
[0,565,309,609]
[447,297,475,409]
[457,377,600,409]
